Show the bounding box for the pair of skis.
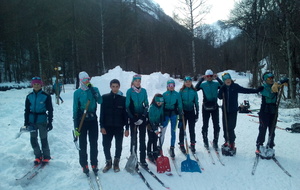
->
[85,171,103,190]
[251,154,292,177]
[15,162,48,186]
[204,141,225,166]
[136,162,170,190]
[168,149,182,177]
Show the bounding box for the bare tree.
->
[174,0,211,77]
[228,0,266,87]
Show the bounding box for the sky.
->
[0,66,299,190]
[153,0,236,24]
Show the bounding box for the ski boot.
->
[92,165,99,173]
[113,158,120,172]
[190,143,196,153]
[212,140,218,150]
[228,143,236,156]
[34,157,42,165]
[179,144,186,154]
[221,142,231,156]
[102,159,112,173]
[82,165,89,174]
[169,146,175,158]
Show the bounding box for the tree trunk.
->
[36,32,42,77]
[100,0,106,74]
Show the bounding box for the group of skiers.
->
[23,70,284,174]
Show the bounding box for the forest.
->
[0,0,299,101]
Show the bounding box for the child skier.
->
[24,77,53,165]
[218,73,263,156]
[161,79,183,158]
[100,79,129,172]
[73,71,102,174]
[195,69,223,150]
[255,72,285,159]
[126,74,149,167]
[178,76,199,153]
[146,94,164,163]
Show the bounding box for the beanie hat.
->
[205,69,213,76]
[167,79,175,85]
[79,71,90,81]
[132,74,141,82]
[221,73,231,81]
[31,76,43,86]
[110,79,120,86]
[184,76,192,81]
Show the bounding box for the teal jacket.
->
[163,90,183,115]
[179,87,199,112]
[73,87,102,127]
[196,77,222,103]
[260,83,277,104]
[24,89,53,125]
[148,103,164,131]
[126,87,149,118]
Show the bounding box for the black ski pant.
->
[30,122,50,159]
[147,129,158,155]
[256,112,276,148]
[79,119,99,167]
[179,110,196,145]
[201,107,220,142]
[222,111,237,144]
[102,127,124,161]
[130,119,146,163]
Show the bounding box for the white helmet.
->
[205,69,213,76]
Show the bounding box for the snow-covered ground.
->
[0,66,299,190]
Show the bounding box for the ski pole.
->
[222,92,230,146]
[73,99,91,150]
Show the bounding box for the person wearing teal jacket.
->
[178,76,199,153]
[255,72,281,158]
[24,77,53,165]
[146,94,164,163]
[161,79,183,158]
[126,74,149,167]
[73,71,102,174]
[195,69,223,150]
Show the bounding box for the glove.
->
[134,119,143,126]
[47,123,53,131]
[257,86,264,92]
[271,82,279,93]
[74,128,81,137]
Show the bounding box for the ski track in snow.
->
[0,67,299,190]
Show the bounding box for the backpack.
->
[286,123,300,133]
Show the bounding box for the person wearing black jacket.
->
[100,79,129,173]
[218,73,263,155]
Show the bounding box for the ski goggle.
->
[206,75,213,78]
[81,77,90,83]
[31,77,43,86]
[155,97,164,103]
[32,77,41,80]
[167,83,175,88]
[184,76,192,81]
[222,73,231,81]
